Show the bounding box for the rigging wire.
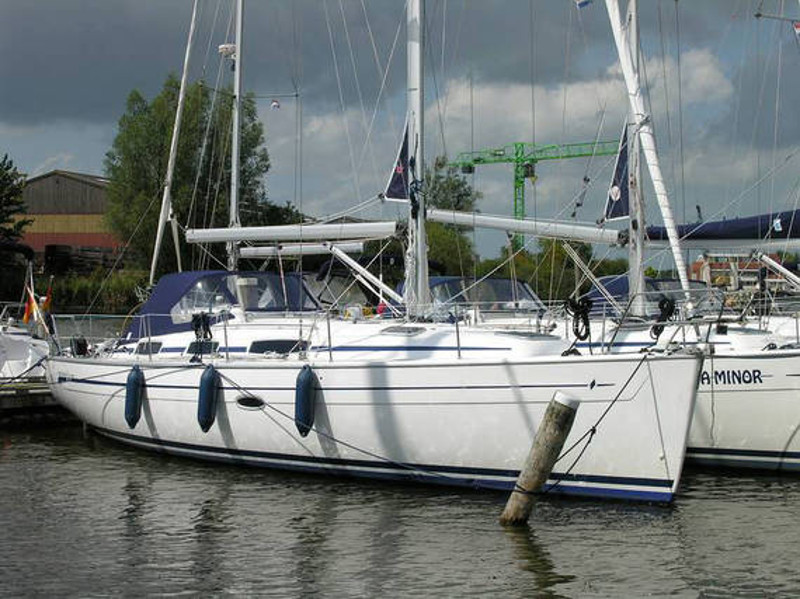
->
[318,195,384,223]
[200,0,222,79]
[528,0,538,295]
[203,107,234,269]
[469,70,476,283]
[338,0,379,188]
[441,0,447,82]
[559,1,574,156]
[426,14,449,163]
[292,2,303,216]
[354,2,406,193]
[674,0,687,230]
[549,0,576,303]
[656,0,677,239]
[770,0,787,219]
[84,190,165,315]
[186,12,231,237]
[756,11,762,221]
[529,0,537,218]
[322,0,362,205]
[442,0,467,135]
[724,0,753,209]
[628,148,800,276]
[750,15,782,226]
[197,7,235,270]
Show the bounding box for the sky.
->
[2,0,799,263]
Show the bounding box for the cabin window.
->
[170,277,233,324]
[249,339,309,354]
[186,340,219,355]
[134,341,162,355]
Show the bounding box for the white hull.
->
[47,350,701,502]
[551,319,800,472]
[690,351,800,471]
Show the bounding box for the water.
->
[1,423,798,598]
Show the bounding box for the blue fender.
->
[125,365,145,429]
[294,365,318,437]
[198,365,221,433]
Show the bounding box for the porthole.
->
[236,396,265,410]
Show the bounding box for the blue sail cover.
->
[383,123,409,200]
[646,210,800,244]
[602,125,629,222]
[120,271,233,342]
[121,270,317,342]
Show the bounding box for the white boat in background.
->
[584,0,800,472]
[0,242,49,382]
[0,319,48,381]
[46,0,704,502]
[553,301,800,472]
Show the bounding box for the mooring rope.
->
[540,353,650,495]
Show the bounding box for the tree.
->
[593,256,628,278]
[0,154,32,242]
[476,239,595,301]
[104,74,300,274]
[423,156,480,275]
[426,156,479,212]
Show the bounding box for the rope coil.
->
[565,297,593,341]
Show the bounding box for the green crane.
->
[449,140,619,250]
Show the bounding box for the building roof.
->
[25,169,109,189]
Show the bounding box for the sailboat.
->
[45,0,704,502]
[428,0,800,472]
[581,0,800,472]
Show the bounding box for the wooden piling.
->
[500,391,579,526]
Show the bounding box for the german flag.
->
[22,287,36,324]
[41,281,53,313]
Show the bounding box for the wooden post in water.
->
[500,391,579,526]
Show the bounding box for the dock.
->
[0,378,67,421]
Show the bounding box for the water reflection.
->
[119,474,153,577]
[288,483,341,596]
[4,426,800,597]
[363,493,406,593]
[190,483,233,594]
[504,525,575,598]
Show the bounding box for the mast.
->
[149,0,198,286]
[227,0,244,271]
[627,0,646,316]
[605,0,691,299]
[408,0,430,314]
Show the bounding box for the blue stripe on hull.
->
[58,376,616,393]
[94,426,674,502]
[687,446,800,472]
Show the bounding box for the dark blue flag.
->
[603,125,629,222]
[384,123,409,200]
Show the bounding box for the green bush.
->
[37,270,148,314]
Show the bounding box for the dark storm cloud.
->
[1,0,770,128]
[0,0,195,123]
